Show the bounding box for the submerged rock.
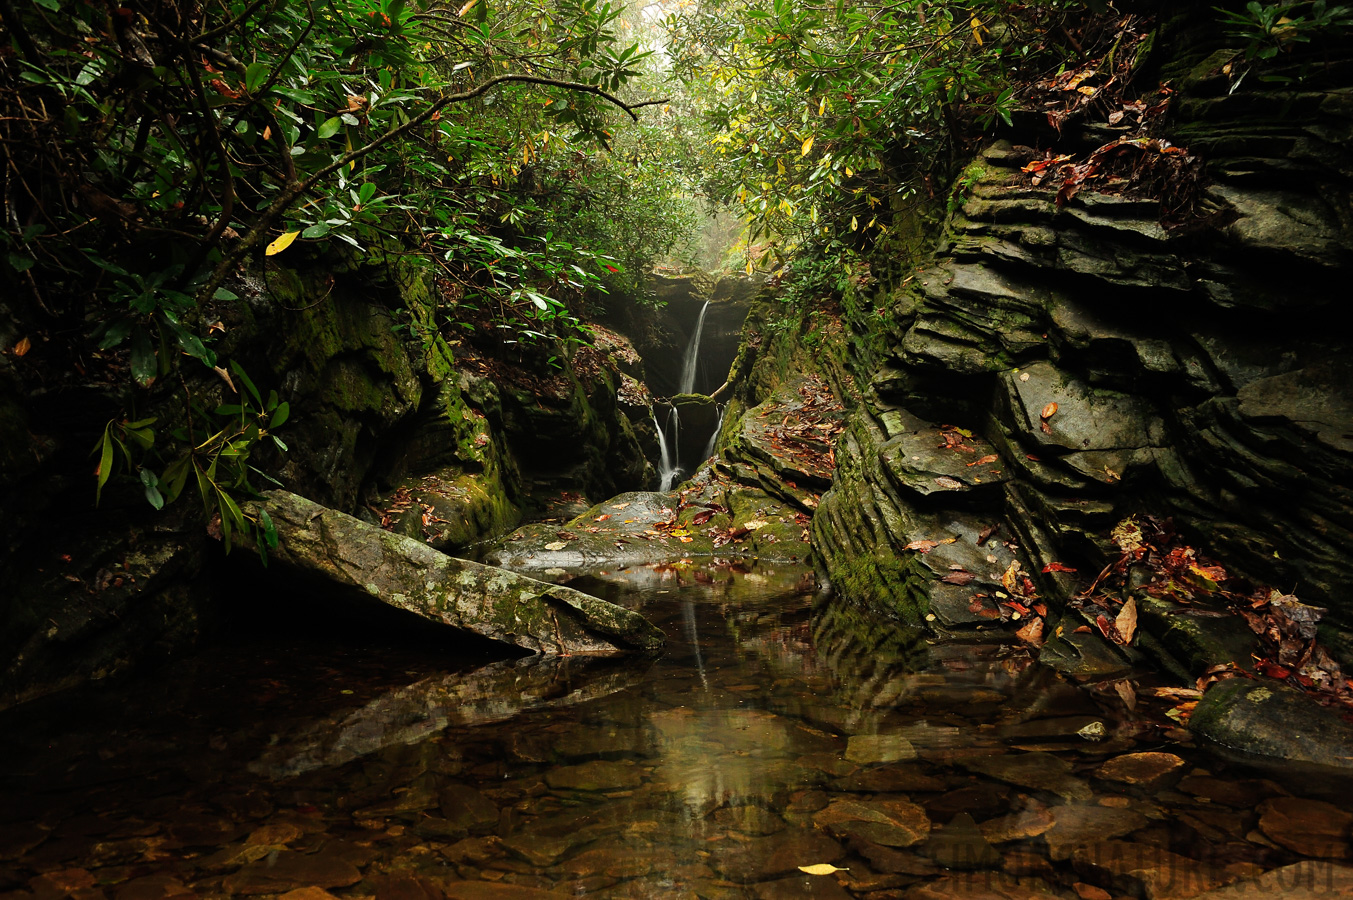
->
[247,490,663,655]
[1189,677,1353,769]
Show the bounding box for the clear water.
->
[0,562,1347,899]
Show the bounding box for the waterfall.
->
[678,301,710,395]
[702,402,726,462]
[653,408,681,492]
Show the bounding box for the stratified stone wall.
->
[813,13,1353,663]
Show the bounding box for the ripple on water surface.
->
[1,560,1351,899]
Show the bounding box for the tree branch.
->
[195,73,663,305]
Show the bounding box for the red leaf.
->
[1042,562,1078,573]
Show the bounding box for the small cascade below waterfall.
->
[653,408,681,492]
[703,402,726,462]
[678,300,710,395]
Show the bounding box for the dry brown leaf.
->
[1040,401,1058,419]
[1115,596,1138,645]
[12,336,31,357]
[1015,617,1046,647]
[1114,680,1137,711]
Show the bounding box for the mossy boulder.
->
[249,490,664,655]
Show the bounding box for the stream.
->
[1,562,1350,899]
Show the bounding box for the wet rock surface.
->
[808,8,1353,687]
[247,490,664,655]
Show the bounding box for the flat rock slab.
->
[487,480,811,570]
[706,831,845,883]
[221,848,362,894]
[249,490,663,655]
[1094,752,1186,788]
[1043,807,1150,861]
[1257,797,1353,859]
[924,813,1000,870]
[958,752,1093,802]
[544,760,644,792]
[1191,862,1353,900]
[845,734,918,765]
[814,798,931,848]
[1072,840,1240,899]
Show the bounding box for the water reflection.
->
[0,560,1350,900]
[250,654,651,780]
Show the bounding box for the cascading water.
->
[653,408,681,492]
[678,301,710,395]
[703,402,727,462]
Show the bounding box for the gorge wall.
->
[0,251,662,709]
[811,7,1353,676]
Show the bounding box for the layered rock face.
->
[814,22,1353,651]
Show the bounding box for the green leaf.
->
[214,287,240,301]
[245,61,270,93]
[94,423,115,505]
[302,223,330,239]
[259,508,279,549]
[129,327,157,386]
[8,253,34,273]
[96,320,133,350]
[270,401,290,429]
[229,360,262,406]
[317,116,343,139]
[162,318,216,365]
[140,468,165,510]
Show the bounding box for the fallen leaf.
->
[1077,721,1107,741]
[1015,617,1045,647]
[543,541,568,551]
[692,510,714,525]
[798,863,847,875]
[905,537,956,553]
[678,536,693,543]
[12,336,31,356]
[941,571,976,585]
[1042,562,1078,574]
[1040,401,1058,419]
[1113,680,1137,711]
[264,231,300,256]
[1115,597,1137,644]
[935,476,963,489]
[1019,371,1031,382]
[977,524,999,545]
[967,454,999,467]
[594,514,611,522]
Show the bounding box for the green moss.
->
[827,547,931,623]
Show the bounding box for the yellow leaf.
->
[817,96,826,115]
[777,157,786,175]
[970,15,984,45]
[746,258,754,274]
[798,864,846,875]
[800,135,814,156]
[457,0,478,15]
[850,216,858,231]
[264,231,300,256]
